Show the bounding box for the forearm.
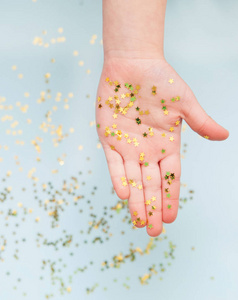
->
[102,0,167,60]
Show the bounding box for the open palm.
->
[96,58,228,237]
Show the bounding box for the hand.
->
[96,57,229,237]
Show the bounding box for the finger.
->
[141,162,163,237]
[103,145,130,200]
[159,153,181,223]
[124,160,147,228]
[182,90,229,141]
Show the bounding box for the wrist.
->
[103,42,165,61]
[103,0,167,61]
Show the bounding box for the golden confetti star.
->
[169,136,175,142]
[163,110,169,115]
[151,196,156,202]
[112,123,117,129]
[175,120,180,126]
[140,220,145,225]
[127,139,132,144]
[132,220,137,225]
[204,135,209,139]
[134,142,139,147]
[169,127,174,132]
[146,176,152,181]
[168,78,174,84]
[145,199,151,205]
[132,181,137,187]
[133,211,138,216]
[113,113,118,119]
[137,184,143,190]
[161,133,166,138]
[122,181,127,186]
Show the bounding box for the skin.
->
[96,0,229,237]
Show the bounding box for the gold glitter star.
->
[132,181,137,187]
[140,220,145,225]
[133,211,138,216]
[112,113,118,119]
[97,96,101,102]
[112,123,117,129]
[134,142,139,147]
[204,135,209,139]
[163,110,169,115]
[168,79,174,84]
[175,120,180,126]
[138,185,143,190]
[169,136,174,142]
[132,220,137,225]
[146,176,152,181]
[169,127,174,132]
[127,139,132,144]
[161,133,166,137]
[124,133,129,138]
[151,196,156,202]
[145,199,151,205]
[121,94,126,99]
[122,181,127,186]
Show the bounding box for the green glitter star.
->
[167,204,172,209]
[161,99,165,103]
[136,117,141,125]
[144,162,149,167]
[161,149,166,153]
[166,193,171,198]
[148,224,153,229]
[97,124,100,128]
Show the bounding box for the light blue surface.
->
[0,0,237,299]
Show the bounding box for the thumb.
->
[182,92,229,141]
